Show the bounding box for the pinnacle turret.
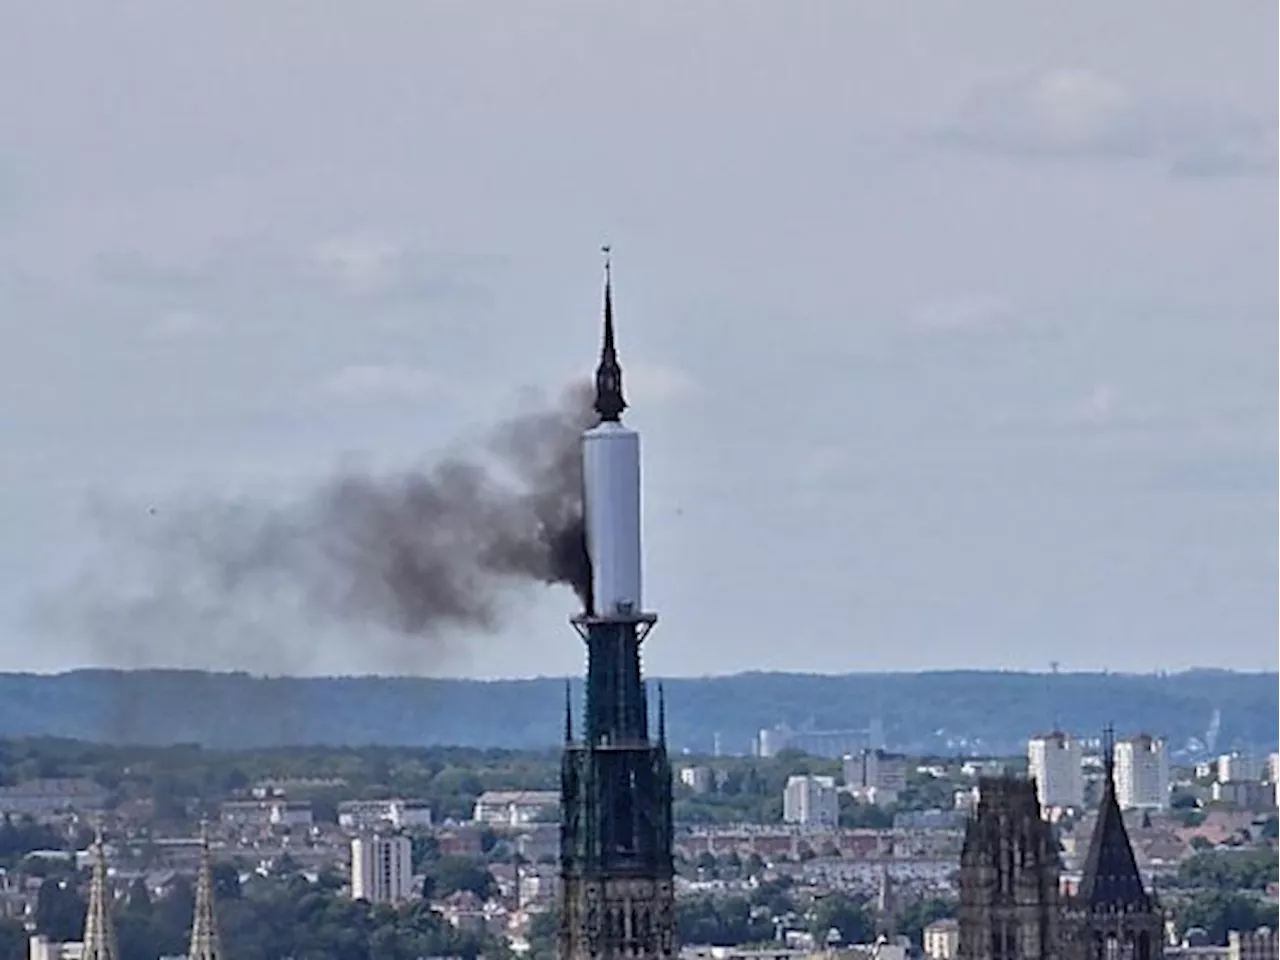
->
[188,820,224,960]
[593,247,626,423]
[82,828,119,960]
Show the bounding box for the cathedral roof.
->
[1077,739,1152,913]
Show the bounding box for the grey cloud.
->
[938,68,1277,178]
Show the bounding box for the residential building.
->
[782,775,838,827]
[679,766,714,795]
[959,760,1007,779]
[338,799,433,831]
[351,834,414,905]
[1218,754,1262,783]
[923,918,960,960]
[758,719,884,759]
[1228,928,1277,960]
[0,778,108,819]
[472,790,560,826]
[219,799,313,829]
[844,749,908,806]
[1028,732,1085,811]
[1114,735,1169,812]
[27,937,85,960]
[1210,780,1275,812]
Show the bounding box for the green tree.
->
[899,897,957,947]
[810,893,873,945]
[423,855,495,900]
[838,794,894,829]
[34,877,85,942]
[0,919,27,960]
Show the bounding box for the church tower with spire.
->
[1061,729,1163,960]
[82,828,119,960]
[559,253,676,960]
[188,821,225,960]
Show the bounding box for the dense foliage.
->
[1173,849,1279,891]
[4,867,511,960]
[0,669,1273,754]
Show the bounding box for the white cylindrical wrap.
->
[582,421,642,618]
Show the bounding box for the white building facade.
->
[351,834,414,905]
[1217,753,1262,783]
[782,775,838,827]
[1114,734,1169,812]
[472,790,560,826]
[338,799,432,831]
[1027,732,1084,811]
[923,918,960,960]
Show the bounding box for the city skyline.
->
[0,2,1275,679]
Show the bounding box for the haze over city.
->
[0,2,1275,678]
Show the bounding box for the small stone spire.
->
[188,819,224,960]
[593,246,627,423]
[82,826,119,960]
[876,861,896,937]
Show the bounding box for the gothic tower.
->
[559,255,677,960]
[1061,731,1163,960]
[188,821,225,960]
[957,777,1062,960]
[82,828,119,960]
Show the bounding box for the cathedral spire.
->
[1078,727,1150,913]
[188,819,224,960]
[82,826,119,960]
[593,246,627,422]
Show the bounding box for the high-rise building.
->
[957,776,1062,960]
[783,775,839,827]
[351,834,414,905]
[559,256,676,960]
[1028,732,1084,811]
[1060,730,1164,960]
[843,749,908,805]
[1217,752,1261,783]
[1113,735,1169,812]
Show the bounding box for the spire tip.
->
[593,247,626,422]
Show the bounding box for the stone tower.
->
[82,828,119,960]
[1061,731,1163,960]
[559,257,676,960]
[958,777,1062,960]
[188,821,225,960]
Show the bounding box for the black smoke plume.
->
[51,383,596,671]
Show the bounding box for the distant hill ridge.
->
[0,668,1274,755]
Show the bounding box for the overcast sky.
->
[1,2,1275,679]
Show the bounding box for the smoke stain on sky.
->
[41,382,595,677]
